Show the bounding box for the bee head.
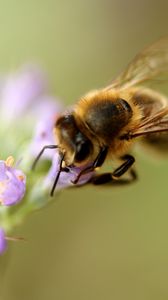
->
[55,114,93,166]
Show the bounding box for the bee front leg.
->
[91,154,137,185]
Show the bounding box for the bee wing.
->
[105,37,168,91]
[129,107,168,138]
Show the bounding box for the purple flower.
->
[45,153,95,192]
[0,228,7,254]
[30,97,62,160]
[0,157,26,206]
[0,65,47,121]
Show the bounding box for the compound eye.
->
[75,140,92,162]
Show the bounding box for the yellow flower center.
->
[5,156,14,167]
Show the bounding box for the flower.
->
[0,64,97,254]
[0,65,47,122]
[45,153,95,194]
[0,228,7,254]
[0,156,26,206]
[29,97,62,160]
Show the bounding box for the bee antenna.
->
[50,152,65,197]
[32,144,58,170]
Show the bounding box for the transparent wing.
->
[105,37,168,91]
[130,107,168,138]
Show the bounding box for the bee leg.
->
[112,154,135,178]
[91,154,136,185]
[71,146,108,184]
[50,152,65,197]
[32,145,58,170]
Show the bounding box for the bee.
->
[33,37,168,196]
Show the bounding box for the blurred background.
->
[0,0,168,299]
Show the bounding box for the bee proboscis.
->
[33,37,168,196]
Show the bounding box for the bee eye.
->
[75,140,92,162]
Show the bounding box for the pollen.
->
[17,175,25,181]
[5,156,14,167]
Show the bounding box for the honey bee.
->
[33,37,168,196]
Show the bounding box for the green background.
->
[1,0,168,299]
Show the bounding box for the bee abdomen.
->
[84,98,133,142]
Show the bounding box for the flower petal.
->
[30,98,62,160]
[0,159,26,206]
[45,153,95,192]
[1,65,47,121]
[0,228,7,254]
